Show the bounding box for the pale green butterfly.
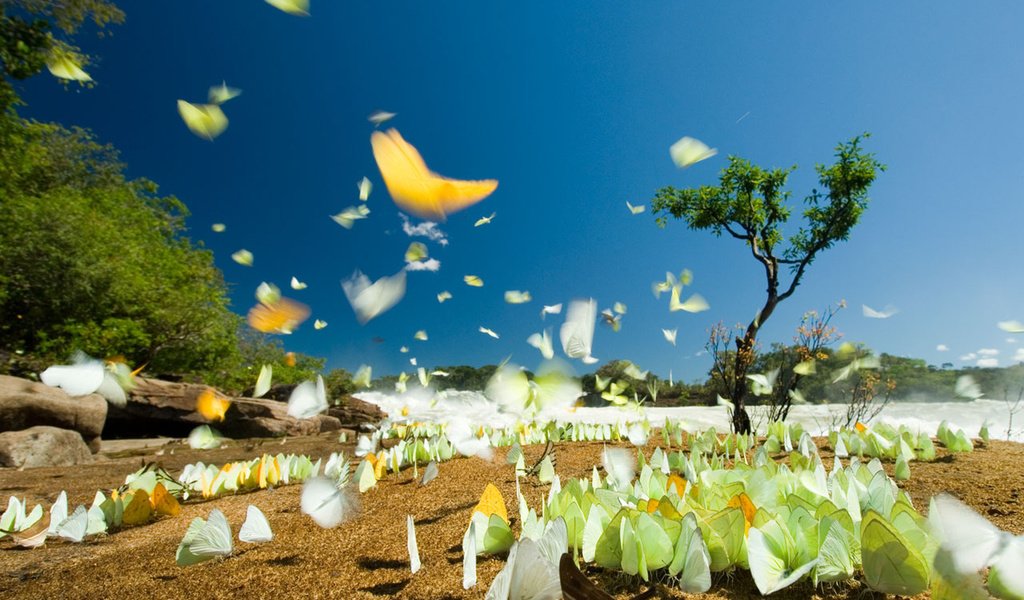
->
[670,136,717,168]
[254,364,273,398]
[231,249,253,266]
[177,100,228,141]
[407,515,421,574]
[208,81,241,105]
[331,205,370,229]
[176,509,233,566]
[504,290,532,304]
[861,509,930,596]
[747,521,818,595]
[669,512,712,593]
[264,0,309,16]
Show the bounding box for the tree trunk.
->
[730,296,780,434]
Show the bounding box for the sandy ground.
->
[0,435,1021,599]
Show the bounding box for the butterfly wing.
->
[238,505,273,543]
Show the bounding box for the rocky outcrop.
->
[103,378,383,439]
[0,426,93,468]
[0,375,107,452]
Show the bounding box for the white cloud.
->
[960,353,977,361]
[1014,348,1024,362]
[977,348,1000,357]
[936,344,949,352]
[977,357,999,368]
[405,259,441,272]
[400,214,449,246]
[1006,337,1018,345]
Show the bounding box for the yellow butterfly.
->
[150,483,181,517]
[473,483,508,523]
[265,0,309,16]
[121,490,153,526]
[371,129,498,221]
[464,275,484,287]
[46,48,91,82]
[177,100,228,140]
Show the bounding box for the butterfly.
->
[176,509,233,565]
[862,304,898,319]
[504,290,532,304]
[437,291,453,303]
[669,136,717,168]
[254,364,273,397]
[342,270,407,324]
[287,376,328,419]
[247,296,310,334]
[407,515,421,574]
[331,204,370,229]
[238,505,273,543]
[662,328,677,346]
[46,48,91,82]
[464,275,484,287]
[357,177,372,201]
[196,389,230,421]
[368,110,396,126]
[479,327,500,339]
[300,477,353,528]
[475,212,496,226]
[560,299,598,364]
[231,249,253,266]
[208,82,241,105]
[177,100,228,140]
[371,128,498,221]
[211,223,226,232]
[264,0,309,16]
[626,201,645,215]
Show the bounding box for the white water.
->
[355,389,1024,442]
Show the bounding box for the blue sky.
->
[16,2,1024,382]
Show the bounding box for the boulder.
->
[0,375,107,452]
[0,426,93,468]
[103,378,381,439]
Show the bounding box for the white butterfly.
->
[670,286,709,313]
[437,291,453,303]
[479,327,500,339]
[662,328,678,346]
[626,201,645,215]
[670,136,717,168]
[407,515,421,574]
[176,509,233,565]
[314,319,328,330]
[290,276,308,290]
[526,330,554,360]
[40,359,104,397]
[954,375,983,400]
[862,304,898,319]
[342,270,407,324]
[300,477,353,529]
[188,425,223,450]
[48,491,68,536]
[475,212,496,227]
[747,369,779,397]
[231,249,253,266]
[368,110,396,126]
[57,505,88,543]
[485,518,567,600]
[560,299,598,364]
[420,461,439,485]
[463,521,477,589]
[238,505,273,543]
[601,447,635,488]
[287,376,328,419]
[540,304,563,319]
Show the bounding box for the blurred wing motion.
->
[669,287,709,313]
[626,201,645,215]
[300,477,352,528]
[342,270,407,324]
[862,304,898,319]
[231,249,253,266]
[371,128,498,221]
[287,376,328,419]
[195,389,230,421]
[208,82,241,104]
[177,100,228,140]
[368,110,396,126]
[662,328,677,346]
[560,299,598,364]
[997,320,1024,333]
[670,136,717,168]
[265,0,309,15]
[955,375,983,400]
[247,296,310,334]
[331,204,370,229]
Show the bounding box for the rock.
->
[0,375,107,452]
[103,378,379,439]
[0,426,93,468]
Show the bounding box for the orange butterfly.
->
[247,297,310,334]
[196,388,231,422]
[371,128,498,221]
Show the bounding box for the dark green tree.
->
[653,135,884,433]
[0,118,240,377]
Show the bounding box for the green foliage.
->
[203,328,325,396]
[0,0,124,110]
[0,117,241,378]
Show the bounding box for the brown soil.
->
[0,435,1021,599]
